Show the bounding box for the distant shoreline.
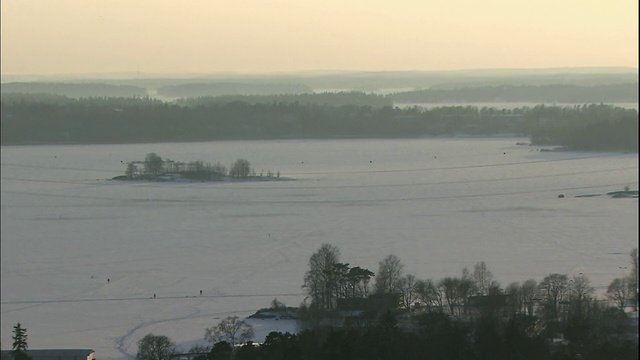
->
[110,174,295,183]
[1,134,527,147]
[2,136,636,155]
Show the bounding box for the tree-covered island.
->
[1,93,637,152]
[114,153,284,182]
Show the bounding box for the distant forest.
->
[1,93,637,152]
[2,81,637,104]
[0,82,148,98]
[157,83,312,97]
[388,83,638,104]
[175,92,392,107]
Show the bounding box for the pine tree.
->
[12,323,31,360]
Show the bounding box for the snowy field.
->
[1,138,637,359]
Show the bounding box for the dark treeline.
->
[278,245,638,360]
[2,80,637,104]
[0,82,148,98]
[158,245,638,360]
[176,92,392,108]
[157,83,312,97]
[527,104,638,151]
[1,94,637,152]
[215,310,635,360]
[388,83,638,104]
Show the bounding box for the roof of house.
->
[1,349,94,359]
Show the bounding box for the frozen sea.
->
[1,138,638,359]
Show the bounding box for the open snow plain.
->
[1,138,638,359]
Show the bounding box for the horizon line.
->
[1,66,638,79]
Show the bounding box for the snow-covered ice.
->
[1,138,637,359]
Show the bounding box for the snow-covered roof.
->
[1,349,94,360]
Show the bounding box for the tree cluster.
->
[296,245,639,359]
[302,244,375,312]
[122,153,278,181]
[527,104,638,151]
[136,316,255,360]
[140,307,636,360]
[126,246,640,360]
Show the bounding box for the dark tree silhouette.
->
[12,323,31,360]
[204,316,254,348]
[374,254,404,295]
[229,159,252,178]
[143,153,164,176]
[136,334,176,360]
[303,243,341,311]
[208,341,232,360]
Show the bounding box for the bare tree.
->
[539,273,569,320]
[607,277,630,311]
[229,158,251,178]
[569,274,594,318]
[506,282,523,314]
[125,162,138,179]
[472,261,494,296]
[136,334,176,360]
[439,275,474,317]
[457,275,476,317]
[415,278,444,312]
[302,243,340,310]
[209,162,227,178]
[521,279,538,316]
[204,316,254,348]
[399,274,418,308]
[440,277,462,316]
[374,254,404,294]
[143,153,164,176]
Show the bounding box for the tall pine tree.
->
[12,323,31,360]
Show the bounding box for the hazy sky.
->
[1,0,638,75]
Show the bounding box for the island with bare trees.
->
[113,153,286,182]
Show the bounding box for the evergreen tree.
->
[12,323,31,360]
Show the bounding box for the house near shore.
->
[1,349,95,360]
